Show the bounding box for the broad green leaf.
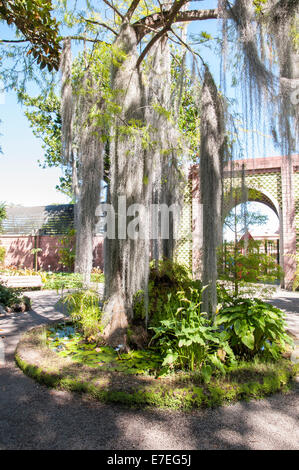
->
[241,332,255,350]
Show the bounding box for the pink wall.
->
[0,235,104,271]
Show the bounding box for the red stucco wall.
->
[0,235,104,271]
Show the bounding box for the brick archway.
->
[222,187,280,220]
[185,155,299,290]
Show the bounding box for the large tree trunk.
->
[103,29,183,346]
[102,25,150,347]
[74,74,104,286]
[146,38,184,265]
[75,150,103,286]
[200,66,225,318]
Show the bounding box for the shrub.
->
[0,246,5,266]
[133,258,200,327]
[150,288,235,381]
[216,296,293,359]
[0,283,31,310]
[58,229,76,271]
[42,271,105,291]
[218,239,283,296]
[42,272,83,291]
[62,289,102,340]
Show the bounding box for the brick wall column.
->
[281,157,297,289]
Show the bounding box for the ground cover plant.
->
[0,283,31,312]
[47,324,162,375]
[14,260,296,408]
[15,323,298,410]
[133,261,293,374]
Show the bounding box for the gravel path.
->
[0,289,298,450]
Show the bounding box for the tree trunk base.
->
[102,294,130,351]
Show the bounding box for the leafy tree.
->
[224,203,269,238]
[220,202,282,295]
[0,0,60,72]
[2,1,298,343]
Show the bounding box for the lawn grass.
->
[15,323,299,410]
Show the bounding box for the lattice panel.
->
[223,171,282,210]
[245,172,282,208]
[175,178,193,270]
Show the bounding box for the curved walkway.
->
[0,290,298,450]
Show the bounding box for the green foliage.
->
[133,258,197,326]
[47,324,162,374]
[292,255,299,291]
[58,229,76,271]
[216,295,293,359]
[16,326,298,410]
[0,266,39,276]
[0,0,60,71]
[62,290,103,339]
[41,271,104,291]
[253,0,268,15]
[0,202,6,232]
[170,52,201,162]
[30,248,42,271]
[0,246,5,265]
[19,42,114,194]
[219,239,283,295]
[150,288,235,380]
[0,282,30,309]
[18,90,70,193]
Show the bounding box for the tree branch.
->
[102,0,124,20]
[124,0,142,22]
[134,8,219,40]
[169,27,205,67]
[0,39,28,43]
[64,36,109,44]
[136,0,189,67]
[80,17,117,35]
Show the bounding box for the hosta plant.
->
[216,297,293,359]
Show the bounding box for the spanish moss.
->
[60,38,73,165]
[200,66,225,317]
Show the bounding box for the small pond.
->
[47,324,162,375]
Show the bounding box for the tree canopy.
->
[2,0,299,332]
[0,0,60,71]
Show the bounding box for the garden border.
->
[15,322,299,411]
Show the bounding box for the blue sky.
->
[0,0,286,240]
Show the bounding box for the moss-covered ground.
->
[15,322,298,411]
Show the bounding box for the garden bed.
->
[15,322,298,410]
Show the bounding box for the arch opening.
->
[221,190,282,287]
